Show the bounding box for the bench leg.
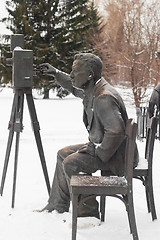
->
[144,177,151,213]
[127,192,139,240]
[100,196,106,222]
[147,176,157,220]
[72,194,78,240]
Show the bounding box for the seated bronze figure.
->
[38,53,139,218]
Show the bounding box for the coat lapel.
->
[83,78,107,131]
[83,96,94,131]
[87,107,94,131]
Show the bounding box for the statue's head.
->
[70,53,102,89]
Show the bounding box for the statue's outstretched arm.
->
[38,63,84,99]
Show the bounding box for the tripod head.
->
[7,34,33,89]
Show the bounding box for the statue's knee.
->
[57,146,73,162]
[57,148,66,162]
[63,160,69,173]
[63,156,79,178]
[63,159,73,178]
[57,148,63,158]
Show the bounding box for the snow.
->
[0,86,160,240]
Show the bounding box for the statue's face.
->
[70,60,90,89]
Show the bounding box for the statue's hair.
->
[74,53,102,80]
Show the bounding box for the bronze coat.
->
[55,72,139,176]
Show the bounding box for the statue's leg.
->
[42,144,84,213]
[63,150,102,218]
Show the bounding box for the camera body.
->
[12,48,33,88]
[9,34,33,89]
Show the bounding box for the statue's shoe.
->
[35,203,69,213]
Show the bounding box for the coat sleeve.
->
[155,83,160,93]
[95,94,126,163]
[55,71,84,99]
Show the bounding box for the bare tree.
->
[102,0,160,107]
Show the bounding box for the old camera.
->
[8,34,33,89]
[12,48,33,89]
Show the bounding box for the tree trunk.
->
[131,65,140,107]
[43,89,49,99]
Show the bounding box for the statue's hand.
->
[37,63,57,76]
[78,142,95,157]
[148,89,160,117]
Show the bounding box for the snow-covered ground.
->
[0,86,160,240]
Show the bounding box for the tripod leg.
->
[0,94,17,196]
[0,132,14,196]
[26,92,50,195]
[11,91,24,208]
[12,132,20,208]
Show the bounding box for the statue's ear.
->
[88,72,94,81]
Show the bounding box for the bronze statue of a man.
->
[39,53,139,218]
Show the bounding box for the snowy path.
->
[0,87,159,240]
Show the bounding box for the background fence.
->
[136,107,160,140]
